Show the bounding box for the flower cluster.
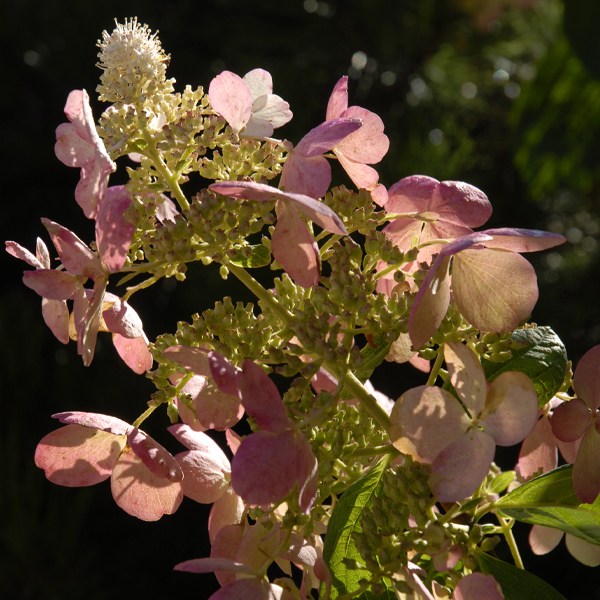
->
[8,17,597,600]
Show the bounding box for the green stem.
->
[426,344,445,386]
[227,264,294,322]
[350,445,399,458]
[132,405,158,429]
[497,514,524,569]
[141,129,190,212]
[339,371,391,431]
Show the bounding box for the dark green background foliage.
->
[2,0,599,598]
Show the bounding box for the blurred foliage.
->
[2,0,600,598]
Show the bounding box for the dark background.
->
[2,0,599,598]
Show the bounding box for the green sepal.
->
[495,465,600,546]
[482,327,567,408]
[475,550,568,600]
[323,456,395,599]
[228,245,271,268]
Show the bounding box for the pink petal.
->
[479,228,566,252]
[208,488,245,544]
[54,122,94,167]
[432,544,462,572]
[408,255,451,350]
[557,437,581,464]
[196,386,244,431]
[112,333,153,373]
[382,217,423,256]
[208,181,347,234]
[551,398,590,442]
[226,429,243,455]
[453,573,504,600]
[482,372,539,446]
[279,532,318,567]
[529,524,563,555]
[451,248,538,334]
[63,90,96,144]
[242,115,275,138]
[208,71,253,136]
[127,428,183,482]
[430,428,496,502]
[36,237,51,269]
[5,240,44,269]
[335,152,382,192]
[243,68,273,99]
[295,117,362,158]
[385,175,441,214]
[95,185,136,273]
[111,445,183,521]
[231,430,298,505]
[435,181,492,228]
[517,416,558,480]
[164,345,212,377]
[75,156,114,220]
[102,294,144,338]
[572,423,600,503]
[77,274,108,366]
[335,106,389,164]
[211,580,294,600]
[573,345,600,411]
[246,94,292,133]
[174,449,230,503]
[211,523,246,585]
[272,204,320,288]
[35,424,125,486]
[565,533,600,566]
[444,342,488,417]
[325,76,349,120]
[236,521,280,573]
[155,194,179,223]
[371,184,388,206]
[389,385,469,463]
[41,218,104,279]
[22,269,79,300]
[174,392,208,432]
[174,556,255,576]
[279,152,332,199]
[41,298,70,344]
[208,351,240,396]
[168,424,223,453]
[237,360,290,433]
[52,411,131,434]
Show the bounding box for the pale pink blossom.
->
[208,69,292,138]
[35,412,183,521]
[408,228,565,349]
[55,89,116,219]
[453,573,504,600]
[325,76,390,205]
[168,424,244,542]
[551,345,600,503]
[390,342,539,502]
[529,524,600,567]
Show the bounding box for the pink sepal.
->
[174,448,230,504]
[42,298,70,344]
[111,445,183,521]
[52,411,132,434]
[453,573,504,600]
[479,228,566,253]
[5,241,44,269]
[41,218,104,280]
[430,428,496,502]
[551,398,590,442]
[279,153,331,199]
[325,76,349,120]
[34,424,126,487]
[573,345,600,411]
[333,106,389,164]
[211,524,246,585]
[517,415,558,480]
[237,360,290,433]
[174,556,255,576]
[23,269,80,301]
[209,180,347,235]
[208,351,240,396]
[164,345,212,377]
[127,428,183,482]
[112,333,153,374]
[95,185,136,273]
[272,203,320,288]
[102,293,144,338]
[208,488,245,544]
[529,524,563,555]
[208,71,253,136]
[295,118,362,158]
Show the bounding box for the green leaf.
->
[488,471,516,495]
[323,457,395,599]
[495,465,600,545]
[475,550,567,600]
[482,327,567,407]
[228,244,271,268]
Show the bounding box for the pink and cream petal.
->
[551,398,591,442]
[565,533,600,567]
[111,445,183,521]
[572,424,600,504]
[272,204,320,289]
[112,333,153,373]
[529,524,564,555]
[451,248,538,334]
[482,371,539,446]
[389,385,469,463]
[572,345,600,411]
[517,416,558,480]
[430,428,496,502]
[127,428,183,482]
[208,71,253,136]
[208,488,245,544]
[453,573,504,600]
[444,342,487,417]
[325,76,349,121]
[35,424,125,486]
